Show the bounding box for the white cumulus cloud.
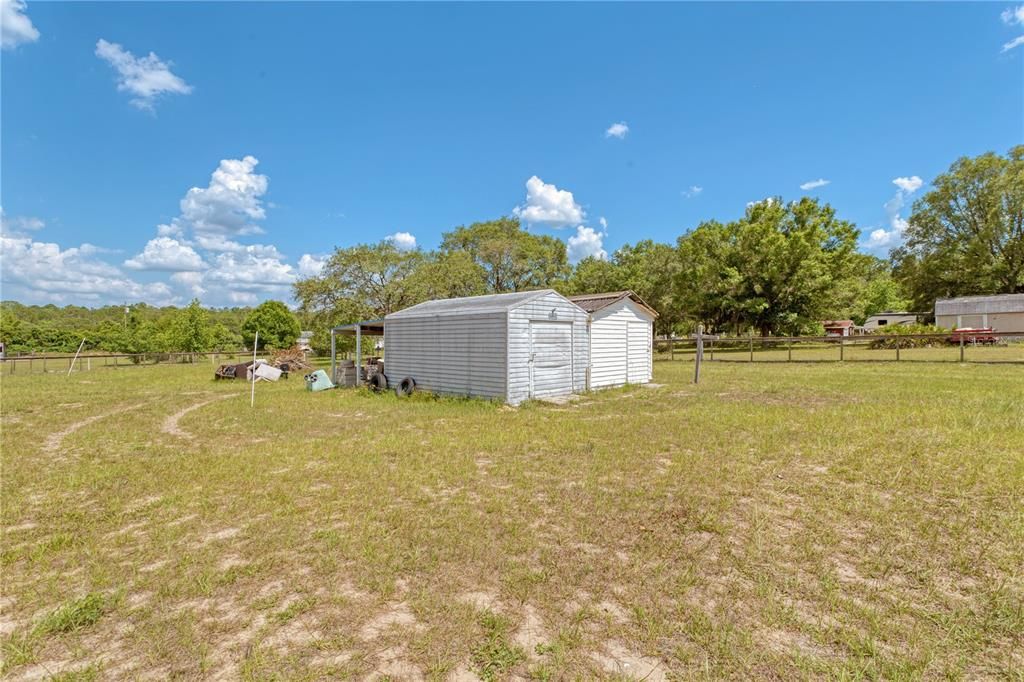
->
[170,271,206,297]
[0,209,44,235]
[179,156,269,236]
[865,227,899,250]
[95,38,192,111]
[866,175,926,251]
[203,250,297,293]
[892,176,923,193]
[1000,6,1024,51]
[124,236,206,271]
[1002,5,1024,24]
[567,225,607,263]
[386,232,417,251]
[513,176,585,228]
[605,121,629,139]
[1,0,39,50]
[683,185,703,198]
[297,253,327,277]
[799,178,830,191]
[0,233,174,305]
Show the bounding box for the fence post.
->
[896,343,900,362]
[840,338,844,362]
[670,338,674,362]
[749,334,754,363]
[694,324,704,384]
[960,334,965,363]
[710,339,714,362]
[43,356,47,373]
[788,339,792,362]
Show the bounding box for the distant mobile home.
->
[863,312,922,331]
[568,291,657,389]
[383,290,589,405]
[934,294,1024,334]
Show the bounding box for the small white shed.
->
[568,291,657,389]
[384,289,589,405]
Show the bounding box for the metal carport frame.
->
[329,319,385,386]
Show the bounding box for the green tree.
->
[165,299,214,352]
[676,198,860,336]
[408,250,488,301]
[893,146,1024,310]
[563,257,623,296]
[293,241,428,351]
[835,254,911,325]
[241,300,301,350]
[440,216,569,293]
[293,242,488,353]
[612,240,682,336]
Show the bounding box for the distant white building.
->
[296,331,314,351]
[863,312,921,331]
[935,294,1024,333]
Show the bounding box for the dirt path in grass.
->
[43,402,149,454]
[162,394,237,440]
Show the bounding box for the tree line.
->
[0,300,300,355]
[298,147,1021,348]
[2,146,1019,353]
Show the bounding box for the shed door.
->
[529,321,573,398]
[626,321,649,384]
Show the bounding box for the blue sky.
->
[2,1,1022,307]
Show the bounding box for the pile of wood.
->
[270,346,313,372]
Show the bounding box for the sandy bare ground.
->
[42,402,149,454]
[161,394,237,440]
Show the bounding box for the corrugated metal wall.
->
[383,312,508,400]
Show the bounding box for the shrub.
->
[868,323,948,349]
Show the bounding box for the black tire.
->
[369,372,388,392]
[396,376,416,397]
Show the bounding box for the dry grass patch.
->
[1,361,1022,678]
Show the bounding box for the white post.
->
[67,339,86,377]
[694,324,704,384]
[250,331,259,408]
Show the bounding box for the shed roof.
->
[935,293,1024,316]
[331,319,385,336]
[822,320,854,328]
[567,290,659,318]
[386,289,557,320]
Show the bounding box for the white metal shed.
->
[383,289,589,405]
[569,291,657,389]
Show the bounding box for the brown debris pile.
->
[270,346,313,371]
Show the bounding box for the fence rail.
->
[654,333,1024,364]
[1,350,257,375]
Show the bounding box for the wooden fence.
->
[1,350,257,375]
[654,332,1024,364]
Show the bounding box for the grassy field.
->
[1,359,1022,680]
